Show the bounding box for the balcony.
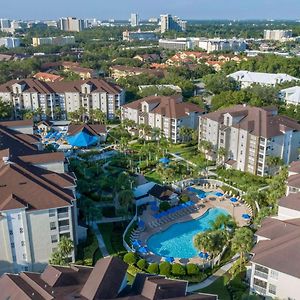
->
[254,270,268,279]
[59,225,70,232]
[253,285,267,295]
[58,212,69,219]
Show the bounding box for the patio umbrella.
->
[159,157,170,164]
[132,240,142,248]
[215,192,224,197]
[138,246,148,254]
[230,197,238,203]
[242,213,251,220]
[165,257,175,263]
[199,252,209,259]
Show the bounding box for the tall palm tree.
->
[179,127,193,143]
[151,127,161,141]
[54,107,62,120]
[118,189,134,213]
[35,107,43,121]
[94,109,107,125]
[231,227,254,271]
[78,107,87,123]
[217,147,228,166]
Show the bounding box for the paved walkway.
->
[168,152,197,167]
[92,222,109,257]
[187,254,239,292]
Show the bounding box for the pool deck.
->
[136,185,251,264]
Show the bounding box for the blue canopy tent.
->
[138,246,148,254]
[159,157,170,164]
[199,252,209,259]
[66,131,99,148]
[242,213,251,220]
[165,257,175,263]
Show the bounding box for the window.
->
[19,228,24,234]
[21,241,25,247]
[9,230,13,235]
[51,235,58,243]
[18,214,21,220]
[270,270,278,280]
[22,253,26,260]
[11,242,15,248]
[49,209,56,217]
[50,222,56,230]
[269,283,277,295]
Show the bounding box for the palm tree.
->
[49,236,74,266]
[34,107,43,121]
[210,214,236,231]
[231,227,254,271]
[22,109,34,120]
[217,147,228,166]
[118,189,134,213]
[199,140,213,156]
[119,137,129,153]
[179,126,193,143]
[68,110,81,123]
[78,107,87,122]
[54,107,62,120]
[94,109,107,124]
[151,127,161,141]
[266,156,284,174]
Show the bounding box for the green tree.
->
[186,263,200,275]
[0,98,13,120]
[49,236,74,266]
[137,258,148,270]
[203,73,240,94]
[159,261,171,276]
[231,227,254,271]
[217,147,228,166]
[171,263,186,276]
[123,252,137,265]
[147,262,159,274]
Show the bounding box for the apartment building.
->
[123,30,158,41]
[159,38,193,50]
[121,95,204,143]
[59,17,85,32]
[0,120,79,275]
[0,256,217,300]
[198,38,247,53]
[160,14,187,33]
[264,29,293,41]
[32,36,75,47]
[228,71,299,88]
[279,86,300,106]
[0,78,125,120]
[198,105,300,176]
[0,37,20,49]
[249,163,300,299]
[130,13,139,27]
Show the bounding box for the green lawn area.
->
[199,274,231,300]
[98,223,127,256]
[144,170,164,184]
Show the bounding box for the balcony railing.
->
[58,212,69,219]
[59,225,70,232]
[253,285,267,295]
[254,270,268,279]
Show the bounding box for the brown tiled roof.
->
[123,96,204,119]
[0,256,217,300]
[252,217,300,278]
[0,119,33,127]
[287,174,300,188]
[202,105,300,138]
[19,152,65,164]
[33,72,63,82]
[289,160,300,174]
[0,78,122,95]
[148,184,176,201]
[279,193,300,211]
[68,124,107,136]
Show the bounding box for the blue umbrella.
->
[138,220,145,229]
[138,246,148,254]
[199,252,209,259]
[132,240,142,248]
[242,213,251,220]
[215,192,224,197]
[165,257,175,263]
[159,157,170,164]
[230,197,238,203]
[151,204,159,211]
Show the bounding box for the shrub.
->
[137,259,148,270]
[180,194,189,203]
[147,262,159,274]
[123,252,137,265]
[159,262,171,276]
[160,202,171,211]
[186,263,200,275]
[171,263,186,276]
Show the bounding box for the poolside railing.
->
[123,211,138,252]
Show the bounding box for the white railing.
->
[122,213,138,252]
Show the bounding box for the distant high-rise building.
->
[130,13,139,27]
[59,17,84,32]
[160,14,187,33]
[32,36,75,47]
[264,29,292,41]
[0,37,20,49]
[0,19,11,31]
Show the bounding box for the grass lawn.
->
[198,274,231,300]
[98,223,127,256]
[144,170,164,184]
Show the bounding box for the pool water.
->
[186,187,217,198]
[147,208,229,259]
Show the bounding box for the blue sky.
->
[2,0,300,20]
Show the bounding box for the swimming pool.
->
[147,208,229,259]
[186,187,220,198]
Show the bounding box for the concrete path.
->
[98,216,132,223]
[187,254,239,292]
[92,222,109,257]
[168,152,197,167]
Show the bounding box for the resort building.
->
[0,78,125,120]
[0,256,217,300]
[32,36,75,47]
[123,30,158,42]
[148,184,179,205]
[279,86,300,106]
[263,29,293,41]
[198,105,300,176]
[198,38,247,53]
[228,71,299,88]
[160,14,187,33]
[0,120,80,275]
[249,162,300,299]
[121,95,204,143]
